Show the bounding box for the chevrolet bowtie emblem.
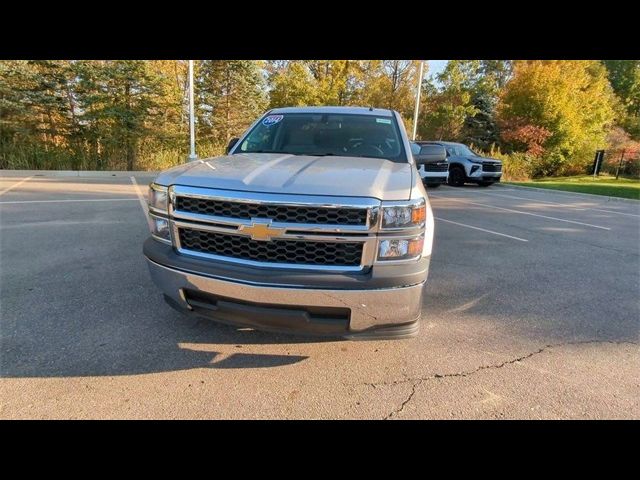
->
[238,220,285,241]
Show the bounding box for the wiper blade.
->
[244,150,302,155]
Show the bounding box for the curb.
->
[0,170,158,178]
[499,183,640,204]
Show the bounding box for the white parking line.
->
[430,195,611,230]
[470,191,588,209]
[0,176,34,196]
[130,176,153,230]
[462,190,640,218]
[584,207,640,218]
[435,217,528,242]
[130,176,148,215]
[0,198,139,205]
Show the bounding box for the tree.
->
[462,91,499,149]
[359,60,422,127]
[0,60,92,169]
[268,61,320,108]
[497,60,616,175]
[461,61,512,149]
[198,60,267,146]
[417,61,478,141]
[603,60,640,138]
[305,60,355,105]
[75,60,165,170]
[2,60,198,169]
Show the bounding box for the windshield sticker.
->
[262,114,284,126]
[376,118,392,124]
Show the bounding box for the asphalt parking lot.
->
[1,173,638,419]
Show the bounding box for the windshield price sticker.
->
[262,115,284,126]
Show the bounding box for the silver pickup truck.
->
[143,106,442,339]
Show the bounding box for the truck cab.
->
[143,106,444,339]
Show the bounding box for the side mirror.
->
[226,137,239,154]
[415,145,447,164]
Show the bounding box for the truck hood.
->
[155,153,414,201]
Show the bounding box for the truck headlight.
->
[148,183,168,213]
[380,199,426,229]
[378,235,424,261]
[150,215,171,243]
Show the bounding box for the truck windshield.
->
[448,144,482,157]
[234,113,408,162]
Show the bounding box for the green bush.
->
[532,151,566,177]
[485,146,534,181]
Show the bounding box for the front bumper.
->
[468,169,502,182]
[422,175,448,184]
[419,168,448,184]
[146,257,424,339]
[481,174,501,182]
[470,168,502,181]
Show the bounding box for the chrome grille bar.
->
[168,185,380,271]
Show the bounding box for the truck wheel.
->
[448,166,466,187]
[478,181,494,187]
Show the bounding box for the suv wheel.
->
[448,166,466,187]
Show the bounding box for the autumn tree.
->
[2,58,628,177]
[603,60,640,138]
[268,61,320,108]
[357,60,421,128]
[497,60,616,175]
[267,60,422,127]
[305,60,358,105]
[418,61,478,141]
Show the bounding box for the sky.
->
[427,60,448,80]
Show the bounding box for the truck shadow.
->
[0,305,321,378]
[0,183,325,379]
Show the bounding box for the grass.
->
[506,175,640,200]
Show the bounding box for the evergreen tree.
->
[75,60,164,169]
[198,60,267,145]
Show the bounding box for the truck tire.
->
[448,166,466,187]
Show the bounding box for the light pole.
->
[412,60,425,141]
[187,60,198,161]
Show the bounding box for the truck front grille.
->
[482,163,502,172]
[175,197,367,226]
[178,228,363,267]
[424,163,449,172]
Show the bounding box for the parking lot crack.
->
[385,380,420,419]
[380,339,637,419]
